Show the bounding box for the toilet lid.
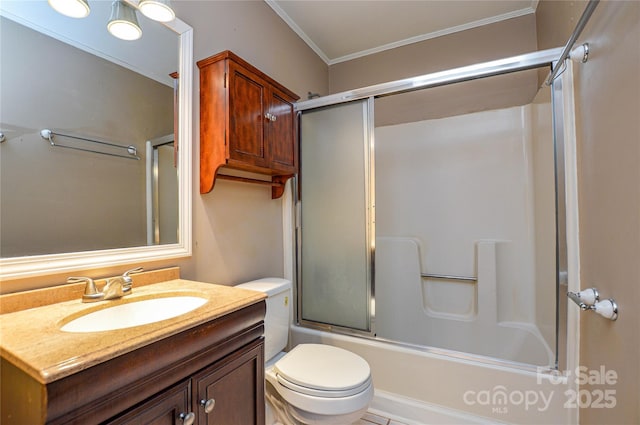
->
[274,344,371,394]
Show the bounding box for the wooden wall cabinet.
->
[2,302,266,425]
[197,51,300,199]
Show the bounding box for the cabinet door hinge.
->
[223,72,227,89]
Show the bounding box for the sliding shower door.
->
[295,49,568,369]
[298,99,373,332]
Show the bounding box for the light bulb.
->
[138,0,175,22]
[48,0,90,18]
[108,0,142,41]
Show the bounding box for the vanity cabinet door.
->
[105,380,192,425]
[194,340,264,425]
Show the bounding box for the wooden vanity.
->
[0,276,266,425]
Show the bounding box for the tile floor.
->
[354,412,408,425]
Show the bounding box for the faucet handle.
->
[123,267,144,278]
[121,267,144,291]
[68,276,102,303]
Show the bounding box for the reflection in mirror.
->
[0,1,192,280]
[1,16,175,257]
[146,135,178,246]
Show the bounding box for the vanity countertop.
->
[0,279,265,384]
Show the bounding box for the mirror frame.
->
[0,13,193,281]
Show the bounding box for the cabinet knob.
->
[179,412,195,425]
[264,113,277,122]
[200,398,216,414]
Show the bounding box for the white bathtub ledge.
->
[370,389,508,425]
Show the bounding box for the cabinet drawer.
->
[105,380,191,425]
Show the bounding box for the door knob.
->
[179,412,195,425]
[200,398,216,414]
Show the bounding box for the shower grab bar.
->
[545,0,599,85]
[40,129,140,160]
[421,273,477,282]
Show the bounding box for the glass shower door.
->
[298,99,373,332]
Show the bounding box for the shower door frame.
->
[293,47,581,375]
[296,98,376,334]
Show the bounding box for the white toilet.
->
[236,278,373,425]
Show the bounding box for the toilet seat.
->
[266,369,374,417]
[276,373,372,398]
[274,344,371,394]
[265,344,374,417]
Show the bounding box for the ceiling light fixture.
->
[107,0,142,41]
[47,0,90,18]
[138,0,175,23]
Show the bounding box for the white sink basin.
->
[60,296,208,333]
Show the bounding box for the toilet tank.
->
[235,278,291,361]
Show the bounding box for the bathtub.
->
[290,325,572,425]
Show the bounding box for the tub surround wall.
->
[375,99,556,365]
[376,239,553,366]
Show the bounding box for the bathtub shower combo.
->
[292,48,583,424]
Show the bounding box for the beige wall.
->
[328,14,538,94]
[537,1,640,424]
[177,0,327,286]
[1,1,328,292]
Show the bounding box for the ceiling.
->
[266,0,539,65]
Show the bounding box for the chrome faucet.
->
[68,267,144,303]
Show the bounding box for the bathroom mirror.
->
[0,1,193,280]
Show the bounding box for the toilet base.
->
[266,381,368,425]
[286,402,368,425]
